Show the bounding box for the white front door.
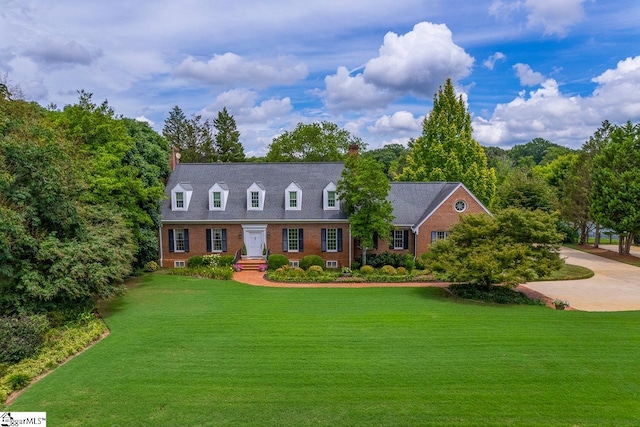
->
[244,230,264,258]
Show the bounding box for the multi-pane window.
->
[434,231,449,241]
[212,192,221,208]
[211,228,223,251]
[393,230,404,249]
[288,228,299,252]
[327,190,336,208]
[251,191,260,208]
[326,228,337,252]
[174,229,186,252]
[175,192,184,209]
[326,260,338,269]
[289,191,297,208]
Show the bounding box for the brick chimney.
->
[348,144,359,157]
[170,146,181,171]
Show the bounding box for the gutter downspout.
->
[158,225,163,268]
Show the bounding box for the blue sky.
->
[2,0,639,156]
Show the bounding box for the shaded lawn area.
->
[10,275,640,426]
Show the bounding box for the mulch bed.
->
[573,244,640,265]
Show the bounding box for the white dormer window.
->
[323,182,339,210]
[247,182,265,211]
[171,183,193,211]
[285,182,302,211]
[209,182,229,211]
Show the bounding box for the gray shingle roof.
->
[162,162,469,227]
[162,162,347,222]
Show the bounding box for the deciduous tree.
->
[590,121,640,255]
[337,155,394,265]
[266,121,365,162]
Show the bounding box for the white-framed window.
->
[289,260,300,268]
[288,228,299,252]
[247,182,265,211]
[326,228,337,252]
[171,183,192,211]
[327,191,336,208]
[454,200,467,212]
[323,182,339,210]
[211,228,223,251]
[431,231,449,243]
[209,183,229,211]
[326,260,338,269]
[285,182,302,211]
[174,260,186,268]
[174,229,186,252]
[393,230,405,250]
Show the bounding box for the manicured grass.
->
[9,275,640,426]
[540,263,594,281]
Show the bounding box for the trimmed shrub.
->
[367,251,407,268]
[300,255,324,271]
[404,255,415,272]
[187,256,204,268]
[268,254,289,270]
[307,265,324,277]
[144,261,159,272]
[396,266,407,275]
[218,255,235,267]
[0,315,50,364]
[359,265,375,275]
[202,254,234,267]
[380,265,397,275]
[415,253,429,270]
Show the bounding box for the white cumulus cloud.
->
[368,111,422,134]
[174,53,308,86]
[483,52,506,70]
[513,63,545,86]
[322,66,399,111]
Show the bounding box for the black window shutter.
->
[168,229,175,253]
[282,228,288,252]
[206,229,212,252]
[337,229,343,252]
[403,230,409,250]
[221,229,227,252]
[321,229,327,252]
[298,228,304,252]
[389,231,394,250]
[184,229,190,252]
[373,232,378,250]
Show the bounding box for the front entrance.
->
[242,225,266,258]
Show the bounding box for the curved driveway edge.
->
[523,247,640,312]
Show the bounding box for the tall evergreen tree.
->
[398,79,496,205]
[162,106,216,162]
[213,107,245,162]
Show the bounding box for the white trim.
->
[209,182,229,211]
[323,182,339,210]
[242,224,267,258]
[174,260,186,268]
[412,183,491,232]
[326,260,338,269]
[247,182,265,211]
[171,183,193,211]
[285,182,302,211]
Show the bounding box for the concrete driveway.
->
[524,246,640,312]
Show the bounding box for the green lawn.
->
[9,275,640,426]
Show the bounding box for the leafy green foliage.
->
[266,121,365,162]
[337,155,394,264]
[494,167,558,212]
[508,137,573,166]
[398,79,496,205]
[0,315,49,364]
[162,105,216,162]
[362,143,409,178]
[426,209,564,286]
[267,254,289,270]
[359,265,375,275]
[590,121,640,254]
[449,283,545,305]
[366,251,410,268]
[299,255,324,271]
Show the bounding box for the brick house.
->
[159,157,490,269]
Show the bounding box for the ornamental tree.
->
[426,208,564,287]
[337,155,394,265]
